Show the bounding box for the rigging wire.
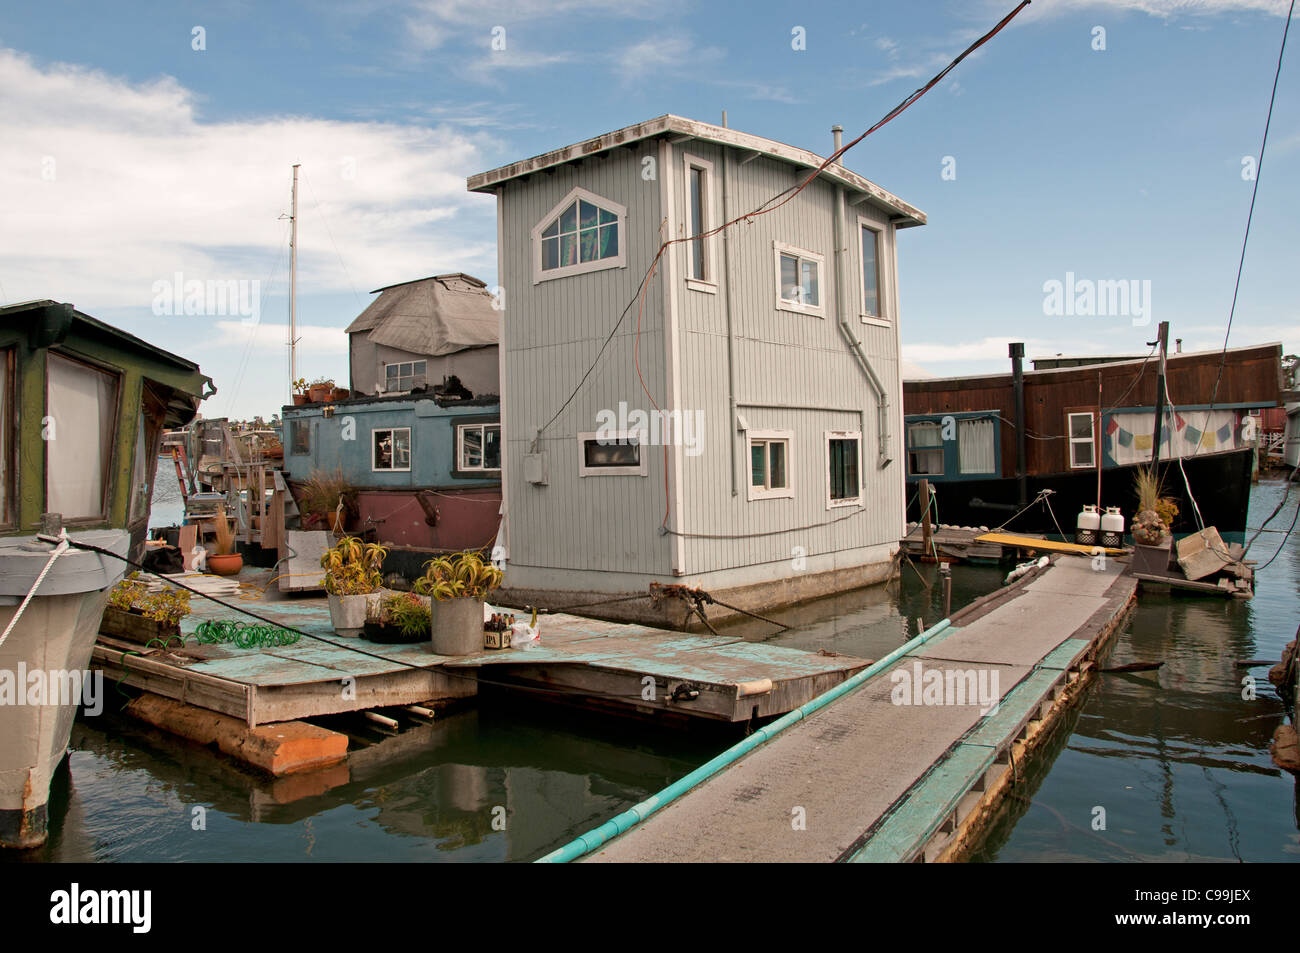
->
[526,1,1034,533]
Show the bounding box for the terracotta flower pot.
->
[330,387,350,401]
[292,393,309,405]
[207,553,243,576]
[308,384,332,403]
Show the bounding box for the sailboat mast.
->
[289,163,300,389]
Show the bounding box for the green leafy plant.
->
[296,468,358,530]
[379,592,431,638]
[320,536,386,596]
[414,552,503,601]
[107,572,192,626]
[292,377,309,394]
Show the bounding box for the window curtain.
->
[46,353,118,518]
[958,417,996,474]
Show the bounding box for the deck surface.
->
[584,557,1136,863]
[93,570,869,724]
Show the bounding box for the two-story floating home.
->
[280,274,502,556]
[467,115,925,625]
[903,342,1283,544]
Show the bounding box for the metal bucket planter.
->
[430,597,484,656]
[328,593,368,636]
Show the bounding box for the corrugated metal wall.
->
[500,146,672,576]
[671,144,905,575]
[500,137,909,585]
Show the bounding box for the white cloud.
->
[212,321,348,354]
[1014,0,1289,18]
[0,48,498,312]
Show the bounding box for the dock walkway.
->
[92,571,868,726]
[581,556,1136,863]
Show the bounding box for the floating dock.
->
[559,555,1136,863]
[91,570,870,739]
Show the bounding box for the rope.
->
[0,530,72,649]
[193,619,301,648]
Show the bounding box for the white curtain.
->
[46,354,118,518]
[958,417,996,474]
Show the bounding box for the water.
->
[6,476,1296,862]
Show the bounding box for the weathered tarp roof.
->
[345,273,498,357]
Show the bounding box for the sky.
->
[0,0,1295,419]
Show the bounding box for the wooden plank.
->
[847,745,997,863]
[974,532,1124,556]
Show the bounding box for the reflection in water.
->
[5,479,1296,862]
[973,476,1300,862]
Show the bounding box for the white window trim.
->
[825,430,864,509]
[577,430,648,477]
[683,153,718,292]
[531,186,628,285]
[747,429,794,501]
[857,216,888,324]
[1067,412,1097,470]
[382,359,427,393]
[372,427,412,472]
[773,241,825,317]
[457,422,501,473]
[906,420,945,477]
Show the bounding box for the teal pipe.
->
[536,616,954,863]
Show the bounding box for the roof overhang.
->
[466,114,926,228]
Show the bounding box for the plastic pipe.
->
[535,616,954,863]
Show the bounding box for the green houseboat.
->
[0,300,211,848]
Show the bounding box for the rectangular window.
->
[458,422,501,472]
[907,421,945,477]
[827,432,861,507]
[290,419,310,455]
[1068,412,1096,469]
[957,417,997,475]
[0,350,10,523]
[774,243,824,316]
[373,427,411,471]
[683,156,716,286]
[383,361,427,393]
[748,431,793,500]
[578,431,646,476]
[860,223,882,320]
[46,353,119,519]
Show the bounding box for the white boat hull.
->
[0,530,127,848]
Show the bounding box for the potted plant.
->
[307,376,334,403]
[416,553,504,655]
[100,573,192,646]
[1133,465,1180,546]
[291,378,310,405]
[321,536,386,636]
[363,591,432,644]
[295,468,358,532]
[330,385,351,401]
[207,509,243,575]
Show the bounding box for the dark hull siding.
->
[905,448,1255,543]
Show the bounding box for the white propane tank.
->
[1076,505,1100,546]
[1100,506,1125,548]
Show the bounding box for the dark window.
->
[584,437,640,468]
[828,437,860,501]
[290,420,310,455]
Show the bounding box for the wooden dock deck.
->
[574,556,1137,863]
[92,570,869,727]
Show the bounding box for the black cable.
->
[1201,0,1294,431]
[62,538,682,708]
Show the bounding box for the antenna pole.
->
[289,163,300,390]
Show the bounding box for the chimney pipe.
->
[832,124,843,162]
[1175,337,1182,353]
[1010,342,1027,507]
[722,109,728,128]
